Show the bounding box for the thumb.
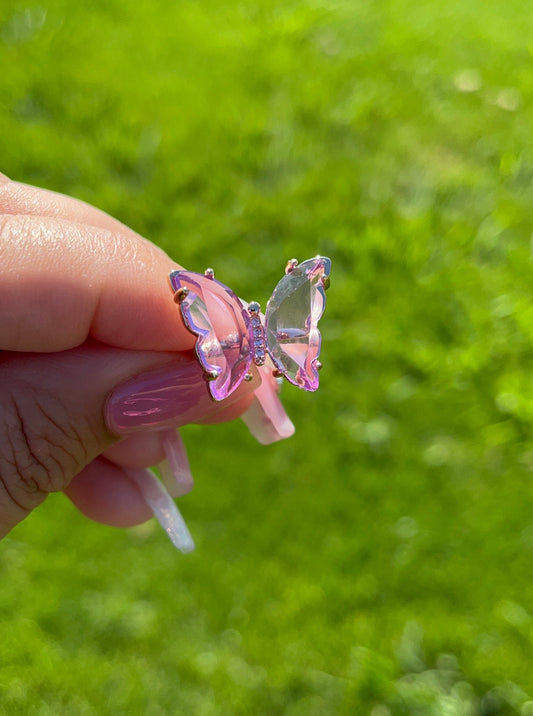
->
[0,344,256,538]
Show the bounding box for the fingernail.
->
[106,359,236,435]
[158,429,194,497]
[128,468,195,553]
[242,374,295,445]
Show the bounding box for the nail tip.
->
[241,409,296,445]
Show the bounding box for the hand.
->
[0,173,266,538]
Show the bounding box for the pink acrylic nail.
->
[106,359,217,436]
[241,370,295,445]
[128,468,195,553]
[158,428,194,497]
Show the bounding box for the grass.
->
[2,0,533,713]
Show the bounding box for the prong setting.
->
[204,268,215,280]
[316,360,323,371]
[173,286,190,303]
[244,373,253,382]
[285,258,299,274]
[206,368,220,381]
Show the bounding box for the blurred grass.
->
[3,0,533,713]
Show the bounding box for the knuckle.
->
[0,381,86,507]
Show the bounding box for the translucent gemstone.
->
[264,257,330,391]
[169,271,252,401]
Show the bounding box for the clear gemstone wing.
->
[264,257,330,391]
[169,271,253,401]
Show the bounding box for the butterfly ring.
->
[169,256,331,401]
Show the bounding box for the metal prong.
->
[173,286,190,303]
[272,369,284,379]
[316,360,323,371]
[206,369,220,381]
[244,373,253,382]
[285,258,298,274]
[322,275,330,291]
[248,301,261,314]
[204,268,215,279]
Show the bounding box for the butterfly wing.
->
[169,270,253,401]
[264,256,331,391]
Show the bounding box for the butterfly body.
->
[169,256,330,401]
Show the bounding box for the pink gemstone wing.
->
[264,257,330,391]
[169,271,253,401]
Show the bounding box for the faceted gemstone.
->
[264,257,330,391]
[169,271,252,401]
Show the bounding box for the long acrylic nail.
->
[106,359,222,435]
[158,429,194,497]
[128,468,195,553]
[241,373,295,445]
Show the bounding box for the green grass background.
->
[2,0,533,713]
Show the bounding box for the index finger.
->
[0,173,143,238]
[0,212,192,352]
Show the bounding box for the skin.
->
[0,172,257,537]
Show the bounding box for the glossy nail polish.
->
[106,360,217,435]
